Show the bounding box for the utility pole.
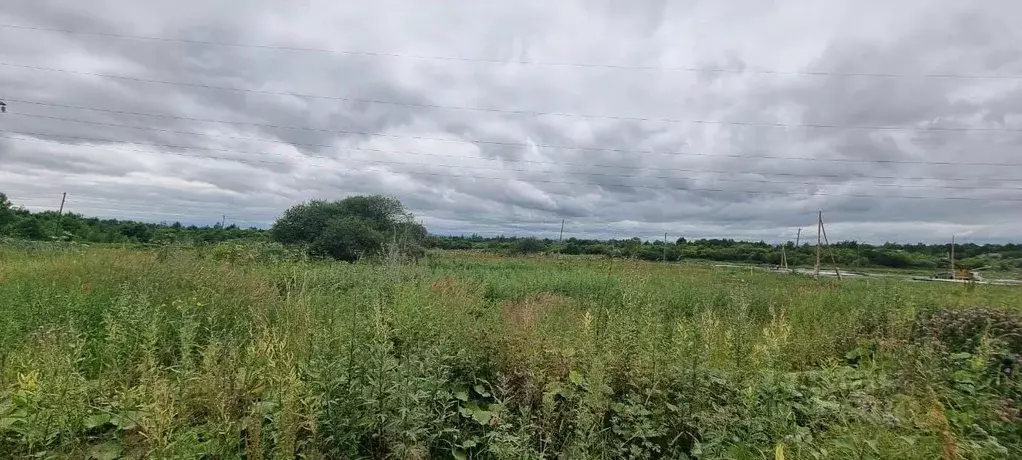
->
[558,219,564,242]
[663,232,668,263]
[793,228,801,271]
[221,214,226,228]
[820,213,842,280]
[815,212,822,279]
[55,192,67,239]
[950,235,956,279]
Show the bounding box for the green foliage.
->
[0,192,13,231]
[204,241,308,264]
[1,247,1021,458]
[917,307,1022,354]
[11,217,47,240]
[314,216,385,261]
[3,191,1018,276]
[513,237,545,255]
[429,234,1022,273]
[270,195,426,262]
[0,193,266,245]
[118,222,153,243]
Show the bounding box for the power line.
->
[29,194,282,214]
[12,198,659,235]
[5,62,1022,133]
[10,193,719,236]
[16,199,270,225]
[6,101,1022,171]
[12,112,1022,183]
[16,201,211,220]
[5,129,1022,192]
[2,22,1020,80]
[5,131,1022,202]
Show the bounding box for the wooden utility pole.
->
[819,214,842,280]
[663,232,668,263]
[55,192,67,238]
[781,244,788,270]
[221,214,226,228]
[796,228,801,247]
[558,219,564,242]
[814,212,822,279]
[950,235,956,279]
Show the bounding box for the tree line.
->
[428,235,1022,271]
[0,193,425,262]
[3,192,1020,270]
[0,193,265,245]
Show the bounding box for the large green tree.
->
[270,195,426,261]
[12,217,47,240]
[0,192,13,231]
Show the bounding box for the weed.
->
[1,247,1021,458]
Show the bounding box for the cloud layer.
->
[1,0,1021,243]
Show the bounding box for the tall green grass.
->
[1,246,1020,459]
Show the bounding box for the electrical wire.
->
[5,131,1022,202]
[7,24,1018,232]
[5,62,1022,133]
[6,102,1022,172]
[3,22,1020,80]
[7,125,1021,192]
[16,200,268,226]
[3,127,1021,191]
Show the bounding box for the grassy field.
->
[1,245,1021,459]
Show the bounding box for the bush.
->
[12,218,48,240]
[313,216,384,261]
[270,195,426,262]
[916,307,1022,355]
[512,238,546,255]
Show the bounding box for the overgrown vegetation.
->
[0,193,265,245]
[1,243,1020,459]
[3,192,1020,273]
[270,195,427,262]
[430,234,1022,273]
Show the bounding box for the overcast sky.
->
[1,0,1021,243]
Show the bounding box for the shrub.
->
[512,238,546,255]
[270,195,426,262]
[916,307,1022,354]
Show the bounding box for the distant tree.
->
[120,222,154,243]
[270,195,425,262]
[513,237,546,255]
[315,216,385,261]
[561,242,583,255]
[12,217,47,240]
[0,192,13,231]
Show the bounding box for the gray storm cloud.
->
[1,0,1021,243]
